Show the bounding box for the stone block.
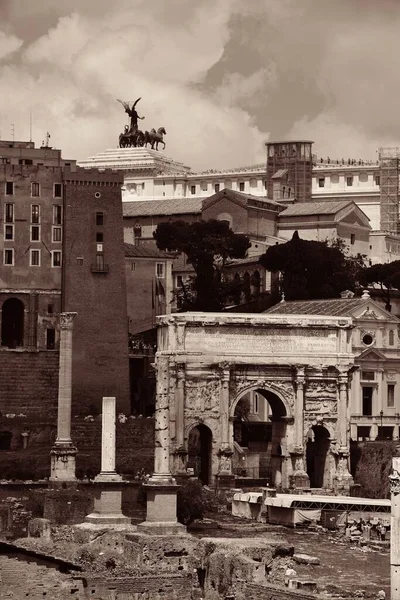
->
[293,553,320,565]
[43,489,92,525]
[27,518,51,541]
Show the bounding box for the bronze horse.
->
[144,127,166,151]
[119,127,145,148]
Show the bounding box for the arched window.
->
[1,298,24,348]
[389,330,395,346]
[217,213,233,229]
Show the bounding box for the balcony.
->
[90,263,109,274]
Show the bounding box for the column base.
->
[138,481,186,535]
[82,489,131,528]
[289,471,310,489]
[217,473,236,489]
[50,444,77,482]
[94,472,123,483]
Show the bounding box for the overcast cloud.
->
[0,0,399,169]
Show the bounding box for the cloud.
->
[0,0,266,170]
[0,30,23,60]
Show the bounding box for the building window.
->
[30,225,40,242]
[134,223,142,238]
[254,393,259,414]
[264,180,267,190]
[47,304,53,314]
[52,226,62,243]
[5,203,14,223]
[201,181,208,191]
[389,330,395,346]
[131,262,136,271]
[347,176,354,186]
[5,181,13,195]
[4,248,14,266]
[350,233,356,245]
[361,371,375,381]
[53,205,62,225]
[77,257,84,266]
[362,333,374,346]
[388,384,395,408]
[30,249,40,266]
[96,232,104,243]
[375,175,380,186]
[318,178,325,188]
[54,183,62,198]
[190,185,196,195]
[239,182,245,192]
[95,254,105,270]
[31,182,40,197]
[214,183,220,193]
[96,212,104,226]
[362,387,373,416]
[31,204,40,224]
[156,262,165,278]
[51,251,62,267]
[46,328,56,350]
[4,225,13,241]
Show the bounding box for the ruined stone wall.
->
[84,574,193,599]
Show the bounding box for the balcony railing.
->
[90,263,109,273]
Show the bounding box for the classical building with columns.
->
[154,311,355,494]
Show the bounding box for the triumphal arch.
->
[153,312,356,494]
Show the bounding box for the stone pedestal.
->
[137,483,186,536]
[217,447,235,489]
[83,488,131,528]
[333,450,354,495]
[289,449,310,489]
[50,445,78,482]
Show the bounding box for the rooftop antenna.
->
[29,107,32,142]
[11,123,14,142]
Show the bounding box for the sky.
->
[0,0,399,170]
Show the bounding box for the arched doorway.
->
[1,298,24,348]
[188,424,212,485]
[306,425,330,488]
[233,388,288,487]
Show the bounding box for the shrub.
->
[354,441,396,498]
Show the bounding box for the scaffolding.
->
[379,147,400,233]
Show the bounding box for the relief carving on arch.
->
[305,380,337,415]
[229,376,295,414]
[184,377,221,417]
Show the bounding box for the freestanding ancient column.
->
[50,312,77,482]
[391,449,400,599]
[82,396,131,529]
[289,366,310,489]
[138,354,186,535]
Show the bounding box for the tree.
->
[361,260,400,312]
[260,231,366,301]
[154,220,250,311]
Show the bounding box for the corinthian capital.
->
[60,312,77,330]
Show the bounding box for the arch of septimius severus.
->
[152,312,356,495]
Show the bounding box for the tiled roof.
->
[265,298,369,317]
[124,243,173,258]
[123,197,203,217]
[279,200,353,217]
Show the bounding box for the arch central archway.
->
[233,386,289,488]
[187,424,212,485]
[1,298,24,348]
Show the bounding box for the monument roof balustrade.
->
[156,311,353,328]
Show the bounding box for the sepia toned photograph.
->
[0,1,398,598]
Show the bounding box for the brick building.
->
[0,141,130,428]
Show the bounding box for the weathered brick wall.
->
[0,350,59,418]
[64,169,130,415]
[241,582,323,600]
[0,555,86,598]
[87,574,193,599]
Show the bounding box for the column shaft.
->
[295,367,305,449]
[153,355,171,478]
[175,365,185,448]
[391,455,400,600]
[101,397,116,474]
[55,313,77,445]
[220,369,230,448]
